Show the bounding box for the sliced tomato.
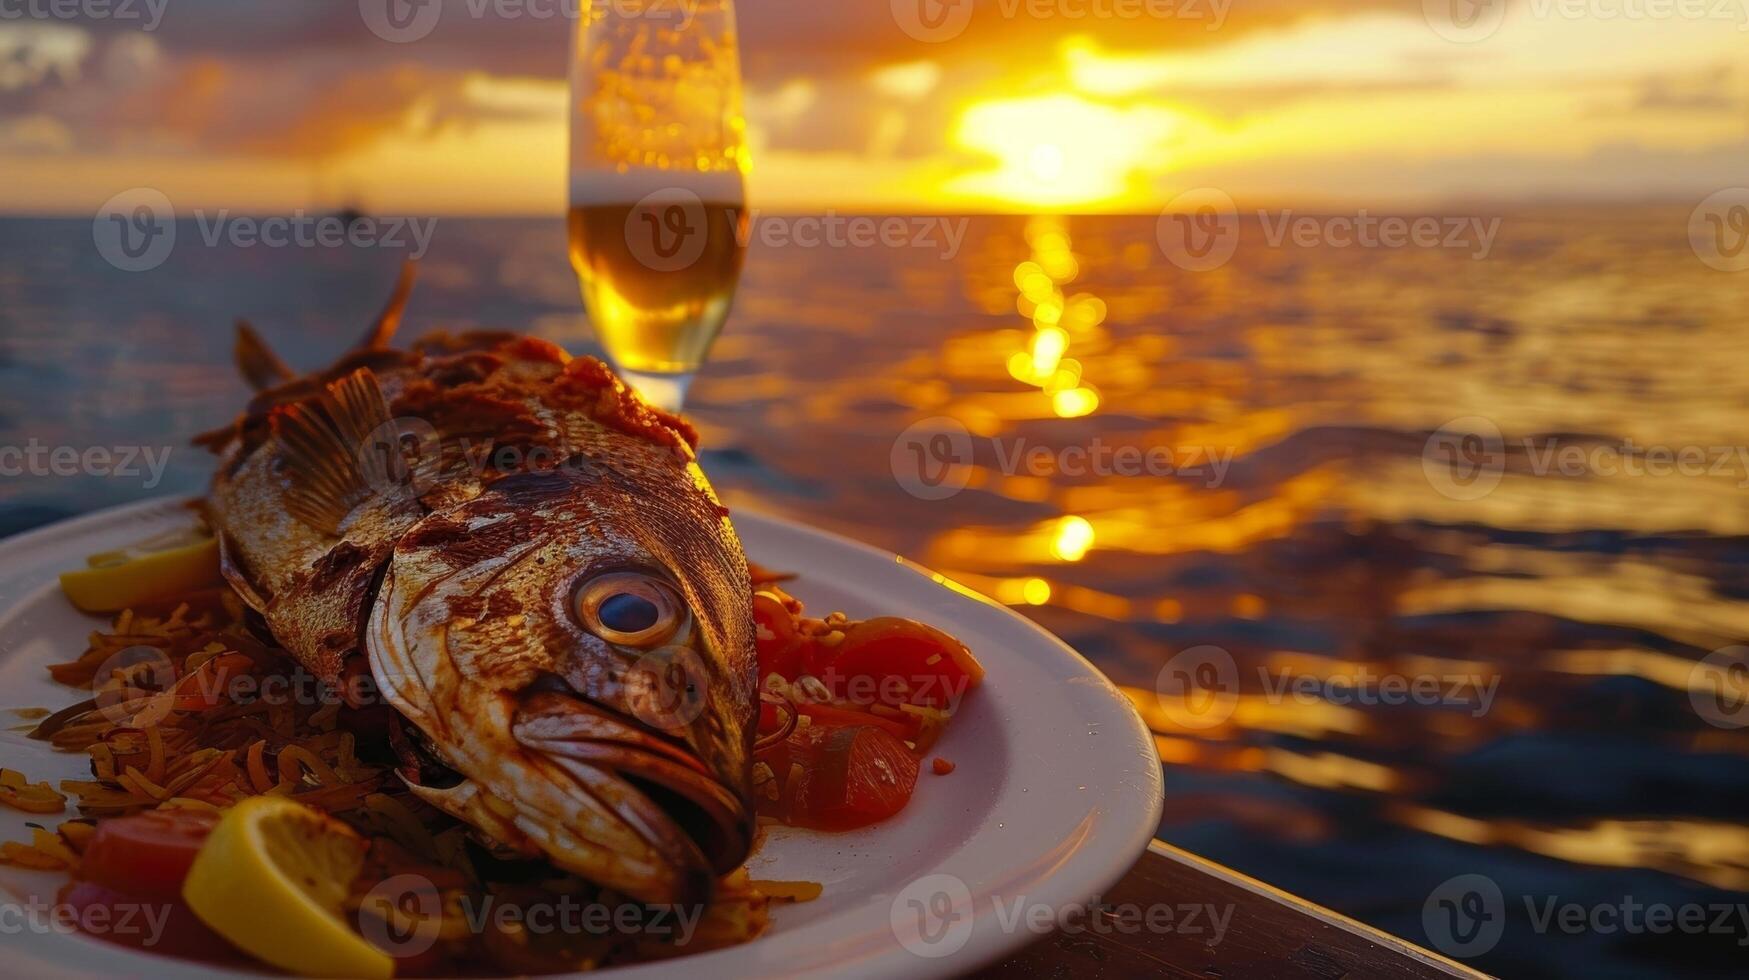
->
[818,617,984,709]
[80,808,218,902]
[753,592,807,680]
[794,700,916,742]
[785,725,918,831]
[59,880,241,960]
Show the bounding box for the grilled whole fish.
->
[199,267,755,906]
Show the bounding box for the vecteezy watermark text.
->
[617,190,970,268]
[0,0,169,29]
[1422,417,1749,501]
[1157,190,1503,271]
[889,873,1233,958]
[0,896,172,946]
[93,188,437,273]
[1423,0,1749,43]
[1423,874,1749,957]
[741,212,968,260]
[193,211,438,259]
[1154,645,1500,731]
[360,0,702,43]
[358,874,705,958]
[891,0,1231,44]
[890,416,1234,501]
[0,440,172,489]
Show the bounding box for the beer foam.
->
[569,168,745,206]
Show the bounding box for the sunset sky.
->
[1,0,1744,214]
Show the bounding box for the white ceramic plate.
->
[0,498,1163,979]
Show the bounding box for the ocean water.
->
[2,212,1747,977]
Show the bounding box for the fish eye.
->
[573,572,684,648]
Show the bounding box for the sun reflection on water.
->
[1006,216,1103,418]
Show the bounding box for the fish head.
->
[367,458,756,907]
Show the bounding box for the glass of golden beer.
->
[568,0,749,412]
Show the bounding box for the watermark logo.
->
[1427,0,1749,41]
[624,188,709,273]
[891,0,975,42]
[95,190,436,270]
[1424,873,1506,957]
[891,873,976,957]
[892,0,1228,41]
[1160,194,1502,270]
[1424,875,1749,957]
[91,645,176,723]
[626,644,711,730]
[1690,188,1749,273]
[1423,0,1508,41]
[887,875,1235,958]
[360,0,442,42]
[1155,645,1240,730]
[357,873,446,958]
[1157,187,1239,273]
[890,424,1235,501]
[890,416,975,501]
[94,188,175,273]
[1691,646,1749,729]
[358,416,443,497]
[362,0,704,39]
[1155,645,1501,731]
[1424,420,1749,500]
[1422,416,1506,501]
[356,872,706,949]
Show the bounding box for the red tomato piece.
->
[819,617,984,709]
[58,880,240,961]
[79,808,218,902]
[786,725,918,831]
[794,700,917,742]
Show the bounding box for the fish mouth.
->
[511,690,752,903]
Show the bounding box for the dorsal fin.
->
[355,260,418,351]
[234,319,294,391]
[272,368,428,535]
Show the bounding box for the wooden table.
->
[979,841,1487,979]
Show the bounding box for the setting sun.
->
[945,93,1186,210]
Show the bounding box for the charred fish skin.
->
[201,274,756,906]
[370,462,755,905]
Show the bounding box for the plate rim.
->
[0,496,1164,979]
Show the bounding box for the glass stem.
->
[618,368,694,413]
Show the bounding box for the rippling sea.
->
[3,212,1747,977]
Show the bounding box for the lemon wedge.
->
[59,527,222,613]
[182,796,391,979]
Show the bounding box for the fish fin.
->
[272,367,409,535]
[234,319,294,391]
[216,532,271,613]
[355,260,417,351]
